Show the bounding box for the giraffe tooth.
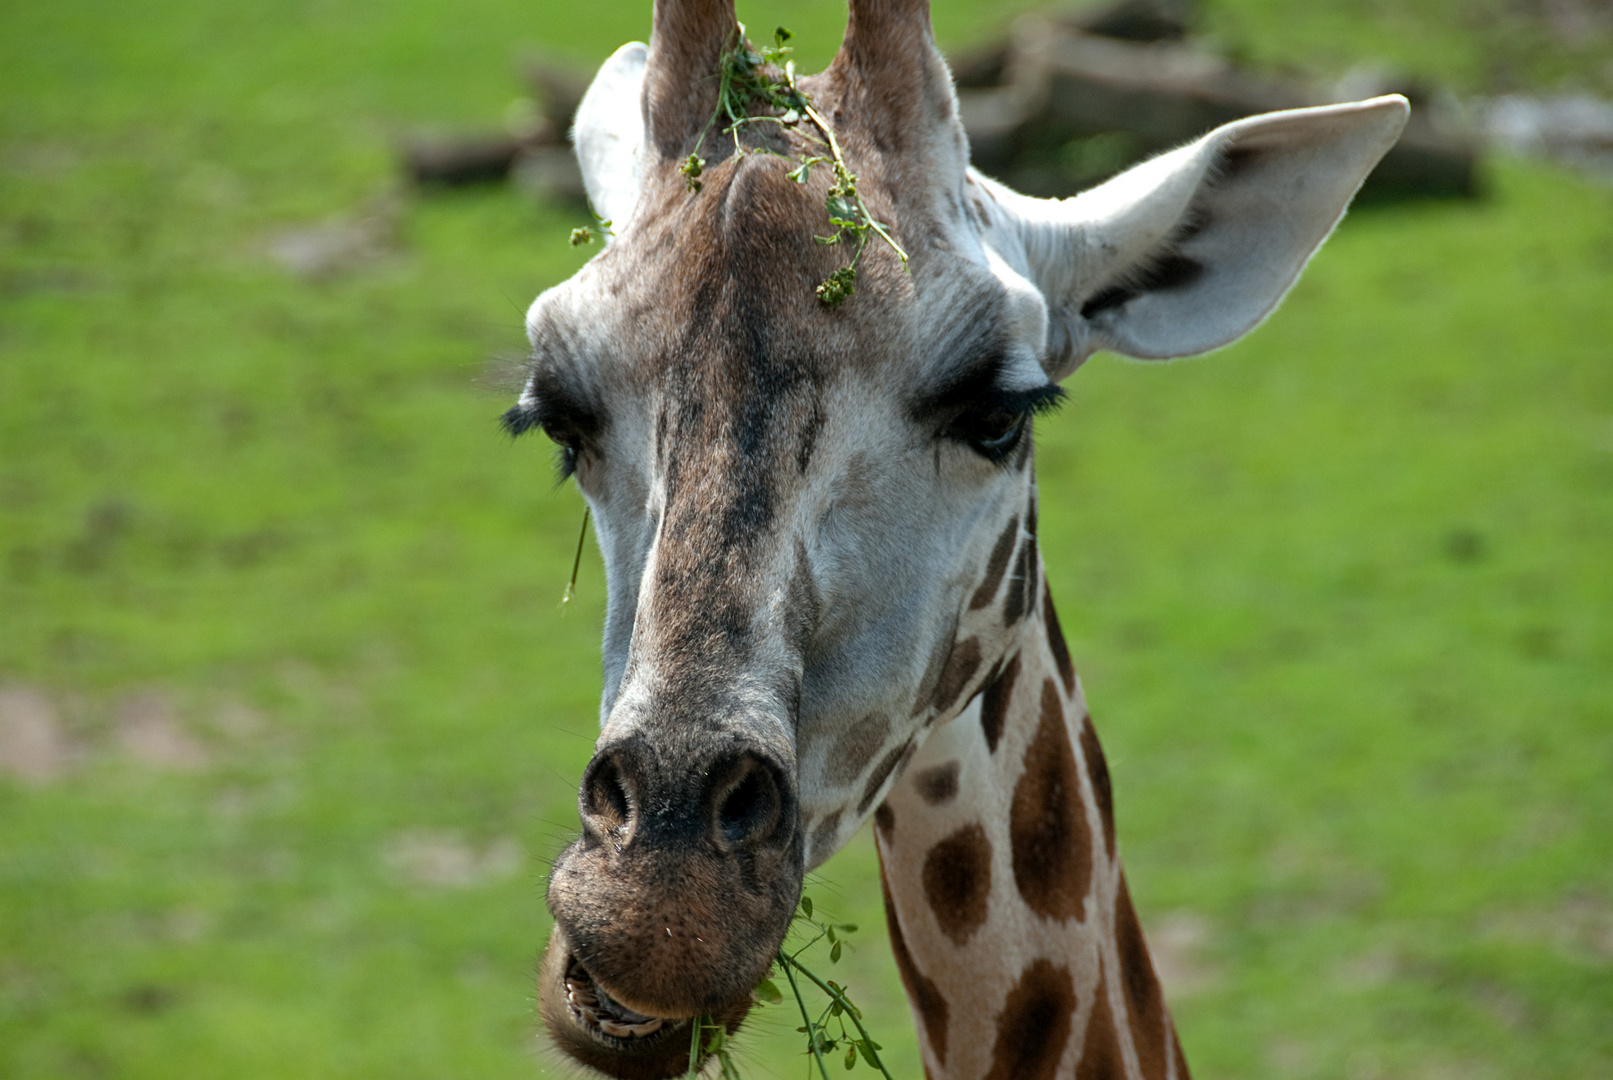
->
[598,1019,633,1038]
[628,1019,664,1036]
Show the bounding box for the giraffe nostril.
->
[712,755,784,848]
[581,753,635,841]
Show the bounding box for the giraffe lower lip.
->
[564,955,677,1042]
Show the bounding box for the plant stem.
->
[802,102,909,268]
[561,504,590,608]
[778,951,834,1080]
[778,953,897,1080]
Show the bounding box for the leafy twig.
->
[686,895,890,1079]
[683,24,908,305]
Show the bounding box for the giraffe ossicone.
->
[510,2,1406,1077]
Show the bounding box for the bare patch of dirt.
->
[382,828,523,889]
[264,197,401,280]
[0,686,73,782]
[1483,894,1613,964]
[210,699,267,741]
[1334,946,1400,989]
[114,692,210,770]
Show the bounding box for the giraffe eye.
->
[554,441,581,480]
[948,405,1028,462]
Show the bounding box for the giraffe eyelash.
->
[502,369,604,483]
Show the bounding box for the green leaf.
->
[825,926,836,944]
[830,941,842,963]
[754,979,784,1005]
[800,897,813,919]
[845,1044,858,1070]
[837,924,858,934]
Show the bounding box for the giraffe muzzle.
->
[540,736,802,1077]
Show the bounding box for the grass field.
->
[2,1,1611,1078]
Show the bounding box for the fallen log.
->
[953,8,1480,200]
[403,133,527,186]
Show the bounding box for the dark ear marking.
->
[1217,143,1262,180]
[1080,254,1205,319]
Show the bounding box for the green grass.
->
[2,0,1611,1078]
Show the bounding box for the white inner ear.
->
[572,42,649,236]
[975,95,1410,374]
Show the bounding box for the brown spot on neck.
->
[880,863,950,1064]
[1074,962,1125,1080]
[1002,540,1037,626]
[913,760,960,805]
[930,636,982,717]
[921,823,992,945]
[910,615,960,718]
[1009,679,1093,921]
[826,713,890,786]
[1116,875,1171,1080]
[1078,717,1115,858]
[874,802,895,842]
[979,652,1020,754]
[1043,582,1076,694]
[982,959,1076,1080]
[858,738,915,815]
[811,809,843,856]
[969,515,1019,610]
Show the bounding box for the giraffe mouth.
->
[539,927,753,1079]
[563,954,679,1043]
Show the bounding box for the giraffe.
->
[506,2,1407,1077]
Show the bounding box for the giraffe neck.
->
[874,564,1190,1080]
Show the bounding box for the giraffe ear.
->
[976,96,1410,377]
[573,42,648,235]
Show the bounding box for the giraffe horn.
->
[643,0,738,159]
[827,0,955,148]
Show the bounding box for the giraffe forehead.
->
[528,151,1043,424]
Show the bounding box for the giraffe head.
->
[510,2,1405,1075]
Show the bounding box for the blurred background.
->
[1,0,1610,1077]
